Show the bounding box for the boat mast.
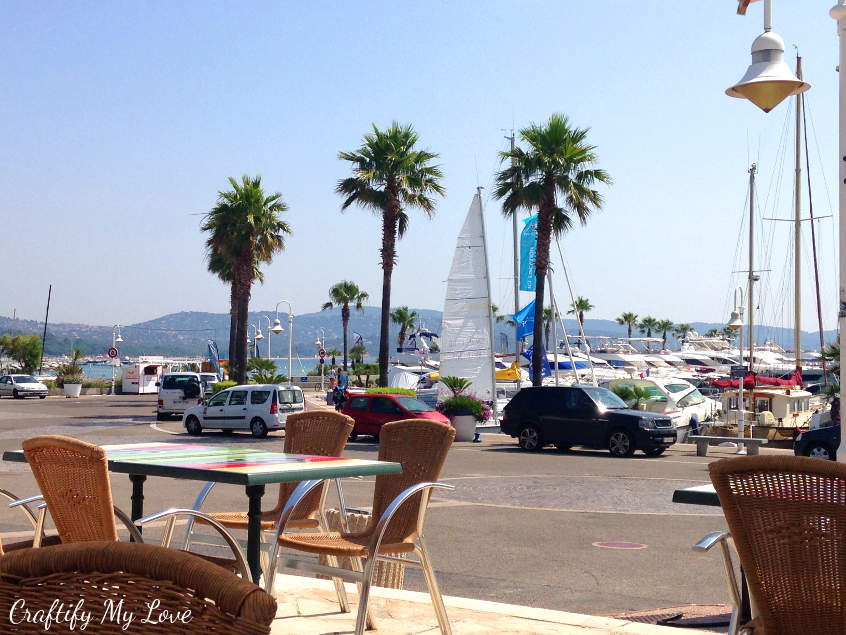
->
[39,284,51,373]
[478,187,499,418]
[794,56,803,369]
[748,164,756,375]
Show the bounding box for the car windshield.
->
[582,386,628,410]
[665,383,691,394]
[394,396,434,412]
[162,375,197,389]
[14,376,38,384]
[278,389,303,404]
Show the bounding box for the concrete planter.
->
[449,414,477,442]
[63,382,83,398]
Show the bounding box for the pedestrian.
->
[328,366,337,390]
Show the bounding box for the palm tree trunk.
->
[378,200,399,387]
[578,310,584,328]
[532,185,554,387]
[227,283,237,366]
[545,322,550,350]
[341,302,350,371]
[230,254,252,385]
[627,324,632,340]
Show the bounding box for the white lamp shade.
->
[726,31,809,112]
[115,334,123,343]
[255,330,264,341]
[728,311,744,331]
[271,318,284,334]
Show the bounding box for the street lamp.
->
[274,301,293,384]
[727,287,747,453]
[111,325,123,396]
[259,315,273,360]
[726,0,809,112]
[247,324,259,358]
[316,328,326,392]
[831,1,846,462]
[253,323,264,359]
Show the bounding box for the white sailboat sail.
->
[439,190,496,402]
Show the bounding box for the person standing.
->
[328,366,337,390]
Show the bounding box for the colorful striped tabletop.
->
[3,442,402,486]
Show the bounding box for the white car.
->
[608,377,717,431]
[182,384,304,438]
[156,372,204,420]
[0,374,49,399]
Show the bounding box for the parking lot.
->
[0,393,779,615]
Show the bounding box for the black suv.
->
[794,424,840,461]
[501,385,677,457]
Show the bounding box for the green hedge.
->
[212,381,237,393]
[365,387,416,396]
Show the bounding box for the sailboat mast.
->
[39,284,51,373]
[478,187,498,417]
[794,56,803,368]
[508,133,520,363]
[748,164,756,374]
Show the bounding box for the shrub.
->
[251,371,287,384]
[212,381,237,393]
[365,387,416,396]
[440,376,471,397]
[56,348,84,387]
[436,394,492,422]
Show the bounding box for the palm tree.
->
[656,319,675,349]
[567,296,594,329]
[338,122,444,387]
[321,280,369,371]
[542,306,558,350]
[673,323,694,344]
[494,114,610,386]
[704,328,722,338]
[349,343,367,364]
[491,304,516,327]
[615,312,638,340]
[202,175,291,384]
[390,306,419,351]
[822,337,840,376]
[721,326,736,341]
[638,316,660,339]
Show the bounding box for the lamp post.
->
[316,328,325,393]
[832,1,846,462]
[111,325,123,396]
[247,324,258,359]
[259,315,272,360]
[274,301,293,384]
[253,323,264,359]
[728,288,747,453]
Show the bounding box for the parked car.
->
[0,374,49,399]
[198,372,220,395]
[182,384,304,438]
[794,424,840,461]
[156,372,204,420]
[341,393,449,441]
[500,385,676,457]
[607,377,717,432]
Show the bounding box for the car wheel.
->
[554,442,571,452]
[250,417,268,439]
[12,389,20,399]
[156,412,168,421]
[643,447,666,457]
[39,395,46,399]
[806,443,834,461]
[348,430,359,441]
[185,415,202,436]
[518,425,543,451]
[608,429,635,458]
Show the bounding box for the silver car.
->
[0,374,49,399]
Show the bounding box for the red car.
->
[341,393,449,440]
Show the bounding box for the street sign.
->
[730,365,748,379]
[319,358,325,365]
[319,348,326,357]
[108,347,118,359]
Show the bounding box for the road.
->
[0,393,768,615]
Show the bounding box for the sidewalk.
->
[269,574,711,634]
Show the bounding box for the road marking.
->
[427,500,721,517]
[593,541,647,550]
[150,422,182,435]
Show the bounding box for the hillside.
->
[0,310,836,359]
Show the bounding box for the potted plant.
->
[436,393,491,442]
[57,348,84,398]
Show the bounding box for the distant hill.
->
[0,310,836,359]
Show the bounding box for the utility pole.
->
[506,132,520,364]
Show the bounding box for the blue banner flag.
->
[521,345,551,380]
[207,340,222,380]
[519,215,538,291]
[513,300,535,340]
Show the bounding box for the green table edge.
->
[3,449,402,486]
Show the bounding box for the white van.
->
[157,372,204,420]
[182,384,305,438]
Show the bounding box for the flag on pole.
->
[513,300,536,340]
[207,340,221,380]
[519,215,538,291]
[522,345,551,380]
[736,0,759,16]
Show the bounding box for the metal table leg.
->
[129,474,146,541]
[246,484,266,584]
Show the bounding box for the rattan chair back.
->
[0,541,277,634]
[710,455,846,634]
[22,435,118,543]
[366,418,454,545]
[274,411,353,521]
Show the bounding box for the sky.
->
[1,1,842,335]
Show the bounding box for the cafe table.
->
[3,441,402,583]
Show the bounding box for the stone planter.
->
[449,414,477,442]
[63,382,83,398]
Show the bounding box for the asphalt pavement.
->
[0,393,778,617]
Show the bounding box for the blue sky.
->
[0,1,840,336]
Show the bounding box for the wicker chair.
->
[0,541,277,634]
[19,435,250,577]
[703,455,846,635]
[265,418,456,635]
